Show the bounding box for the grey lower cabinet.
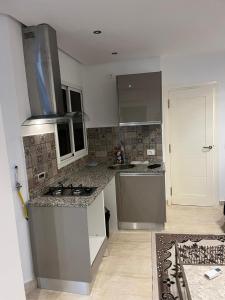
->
[29,192,107,295]
[116,173,166,230]
[117,72,162,124]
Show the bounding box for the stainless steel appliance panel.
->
[23,24,63,118]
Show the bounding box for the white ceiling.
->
[1,0,225,65]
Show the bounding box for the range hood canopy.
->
[22,23,67,126]
[23,112,85,126]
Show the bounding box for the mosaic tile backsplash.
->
[88,125,162,162]
[23,125,162,198]
[120,125,162,161]
[23,133,88,198]
[87,127,119,162]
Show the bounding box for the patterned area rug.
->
[155,234,225,300]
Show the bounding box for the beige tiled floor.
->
[27,204,224,300]
[165,204,224,234]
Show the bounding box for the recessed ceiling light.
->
[93,30,102,34]
[112,52,118,55]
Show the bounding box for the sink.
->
[108,164,135,170]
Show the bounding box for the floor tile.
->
[27,289,92,300]
[27,289,61,300]
[27,204,224,300]
[98,255,152,278]
[109,231,151,244]
[166,205,223,225]
[107,241,151,257]
[92,272,152,298]
[92,294,150,300]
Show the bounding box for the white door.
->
[169,85,215,206]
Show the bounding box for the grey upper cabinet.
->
[117,71,162,124]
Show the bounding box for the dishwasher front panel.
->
[116,173,166,224]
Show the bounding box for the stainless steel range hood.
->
[22,24,67,126]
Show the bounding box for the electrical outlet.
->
[37,172,46,182]
[147,149,155,156]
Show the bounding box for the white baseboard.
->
[24,279,37,295]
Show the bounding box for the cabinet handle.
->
[120,173,163,176]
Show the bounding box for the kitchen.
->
[1,2,225,300]
[21,23,165,295]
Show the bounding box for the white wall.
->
[161,51,225,202]
[83,52,225,201]
[59,50,83,88]
[0,14,34,284]
[83,57,161,128]
[0,105,26,300]
[0,15,86,284]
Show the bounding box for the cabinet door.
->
[117,73,153,89]
[117,72,162,123]
[117,174,166,223]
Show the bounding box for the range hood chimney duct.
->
[22,24,66,125]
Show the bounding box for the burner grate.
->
[43,185,97,197]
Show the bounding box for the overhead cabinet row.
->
[117,71,162,125]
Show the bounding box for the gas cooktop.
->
[43,184,97,197]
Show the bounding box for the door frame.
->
[163,82,219,206]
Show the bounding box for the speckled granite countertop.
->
[28,162,165,208]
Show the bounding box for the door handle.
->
[203,146,213,150]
